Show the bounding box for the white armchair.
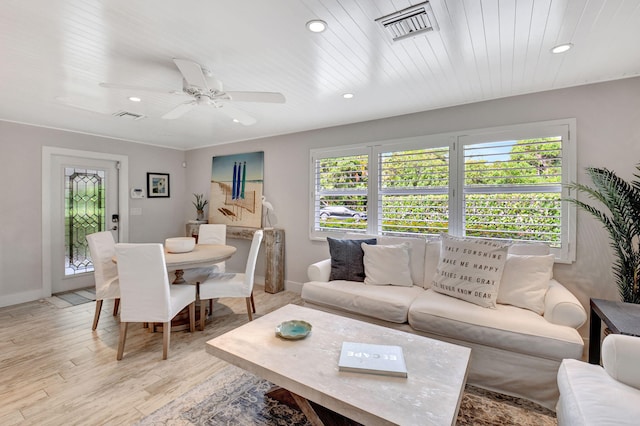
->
[557,333,640,425]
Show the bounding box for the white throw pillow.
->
[498,254,554,314]
[361,243,413,286]
[377,236,426,286]
[431,234,509,308]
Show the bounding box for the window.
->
[378,145,450,235]
[310,120,576,262]
[312,148,369,233]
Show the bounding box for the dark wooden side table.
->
[589,298,640,364]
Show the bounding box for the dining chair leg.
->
[200,300,207,331]
[92,300,103,330]
[250,292,256,313]
[189,302,195,332]
[113,298,120,316]
[245,297,253,321]
[162,322,170,360]
[116,322,128,360]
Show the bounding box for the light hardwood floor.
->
[0,286,303,425]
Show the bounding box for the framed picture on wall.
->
[147,172,170,198]
[210,151,264,228]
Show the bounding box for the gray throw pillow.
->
[328,237,377,282]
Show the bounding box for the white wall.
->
[186,76,640,336]
[0,122,187,306]
[3,76,639,335]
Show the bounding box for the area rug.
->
[49,287,96,307]
[137,364,556,425]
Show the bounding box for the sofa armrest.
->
[307,258,331,282]
[602,334,640,390]
[543,279,587,328]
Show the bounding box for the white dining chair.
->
[198,224,227,268]
[114,243,196,360]
[181,224,257,315]
[86,231,120,331]
[182,224,227,285]
[198,230,263,330]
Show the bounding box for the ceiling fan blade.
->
[216,103,257,126]
[225,91,286,103]
[99,82,182,95]
[173,58,209,90]
[162,101,197,119]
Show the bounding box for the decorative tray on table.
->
[275,320,312,340]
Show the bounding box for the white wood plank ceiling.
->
[0,0,639,150]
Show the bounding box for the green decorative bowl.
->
[275,320,312,340]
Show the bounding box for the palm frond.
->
[566,166,640,303]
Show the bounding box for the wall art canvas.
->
[147,172,170,198]
[210,151,264,228]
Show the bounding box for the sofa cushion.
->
[431,234,510,308]
[362,242,413,286]
[327,237,376,282]
[408,290,584,360]
[302,280,424,323]
[557,358,640,426]
[422,239,441,289]
[498,254,554,314]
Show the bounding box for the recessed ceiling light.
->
[306,20,327,33]
[232,119,240,123]
[128,96,141,102]
[551,43,573,54]
[343,93,354,99]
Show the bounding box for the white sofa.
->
[302,235,587,410]
[557,334,640,425]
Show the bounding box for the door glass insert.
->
[65,167,105,276]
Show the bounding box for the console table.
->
[589,298,640,364]
[187,223,285,294]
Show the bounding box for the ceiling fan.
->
[99,58,285,125]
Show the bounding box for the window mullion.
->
[368,147,378,235]
[450,137,464,236]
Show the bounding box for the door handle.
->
[111,226,118,231]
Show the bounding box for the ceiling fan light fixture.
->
[306,20,327,33]
[551,43,573,54]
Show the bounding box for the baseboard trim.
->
[0,289,46,308]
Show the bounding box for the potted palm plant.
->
[567,166,640,303]
[192,193,209,221]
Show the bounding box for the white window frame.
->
[309,119,577,263]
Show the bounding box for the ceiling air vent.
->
[112,110,146,121]
[375,1,438,42]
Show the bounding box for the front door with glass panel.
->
[50,156,119,293]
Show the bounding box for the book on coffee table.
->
[338,341,408,378]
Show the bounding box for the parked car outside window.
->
[319,206,366,220]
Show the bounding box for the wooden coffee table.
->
[206,304,471,425]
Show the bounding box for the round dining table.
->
[111,243,237,283]
[163,244,236,284]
